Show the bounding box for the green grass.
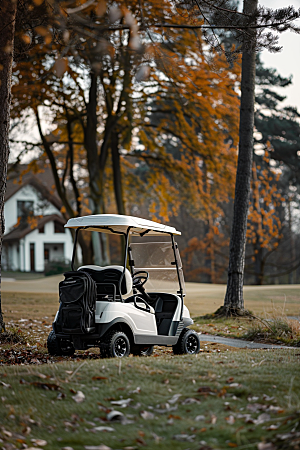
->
[1,350,299,450]
[192,310,300,346]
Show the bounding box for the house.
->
[3,165,74,272]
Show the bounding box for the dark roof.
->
[3,214,65,243]
[6,164,62,211]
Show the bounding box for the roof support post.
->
[71,228,80,271]
[118,227,131,302]
[170,234,184,320]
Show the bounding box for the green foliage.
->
[44,259,71,276]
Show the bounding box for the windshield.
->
[130,241,185,295]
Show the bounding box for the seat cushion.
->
[78,265,132,295]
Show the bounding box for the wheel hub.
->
[114,337,127,357]
[186,335,198,353]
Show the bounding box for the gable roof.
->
[3,214,65,243]
[5,164,62,211]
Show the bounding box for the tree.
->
[0,0,18,332]
[2,0,300,329]
[246,152,284,284]
[174,0,299,315]
[11,1,241,235]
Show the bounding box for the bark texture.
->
[223,0,258,315]
[0,0,18,331]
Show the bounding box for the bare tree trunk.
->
[222,0,258,316]
[288,194,295,284]
[85,72,110,265]
[111,132,126,216]
[0,0,18,332]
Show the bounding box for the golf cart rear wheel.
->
[47,330,75,356]
[131,345,154,357]
[103,330,130,358]
[173,328,200,355]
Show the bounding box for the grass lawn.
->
[0,350,299,450]
[1,284,300,450]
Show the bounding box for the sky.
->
[260,0,300,110]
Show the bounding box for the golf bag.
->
[56,271,97,334]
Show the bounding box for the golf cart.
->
[47,214,200,358]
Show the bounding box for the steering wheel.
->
[132,270,149,290]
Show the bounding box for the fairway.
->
[2,277,300,323]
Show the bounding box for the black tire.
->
[131,345,154,357]
[47,330,75,356]
[47,330,62,356]
[60,339,75,356]
[173,328,200,355]
[103,330,130,358]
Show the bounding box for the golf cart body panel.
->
[49,214,199,357]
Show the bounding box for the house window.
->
[39,225,45,233]
[54,221,65,233]
[17,201,34,220]
[44,248,49,262]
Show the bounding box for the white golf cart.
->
[47,214,200,358]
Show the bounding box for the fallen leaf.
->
[107,410,124,422]
[92,376,108,380]
[226,415,235,425]
[111,398,132,408]
[92,426,115,432]
[256,413,271,424]
[173,434,195,442]
[195,415,206,421]
[197,386,213,393]
[182,397,201,405]
[22,426,31,435]
[140,410,155,420]
[36,373,48,379]
[85,446,112,450]
[247,403,266,412]
[168,394,181,404]
[72,391,85,403]
[257,443,277,450]
[31,439,47,446]
[211,414,217,424]
[136,437,146,446]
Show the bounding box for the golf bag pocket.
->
[57,271,97,334]
[61,305,83,334]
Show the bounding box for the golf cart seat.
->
[78,265,133,299]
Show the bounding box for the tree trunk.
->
[84,72,110,265]
[0,0,18,332]
[111,132,126,216]
[222,0,257,316]
[288,194,295,284]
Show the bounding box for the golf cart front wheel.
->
[131,345,154,357]
[173,328,200,355]
[103,330,130,358]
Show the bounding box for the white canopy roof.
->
[65,214,181,236]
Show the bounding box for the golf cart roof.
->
[65,214,181,236]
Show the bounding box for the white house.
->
[3,166,74,272]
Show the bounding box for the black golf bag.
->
[56,271,97,334]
